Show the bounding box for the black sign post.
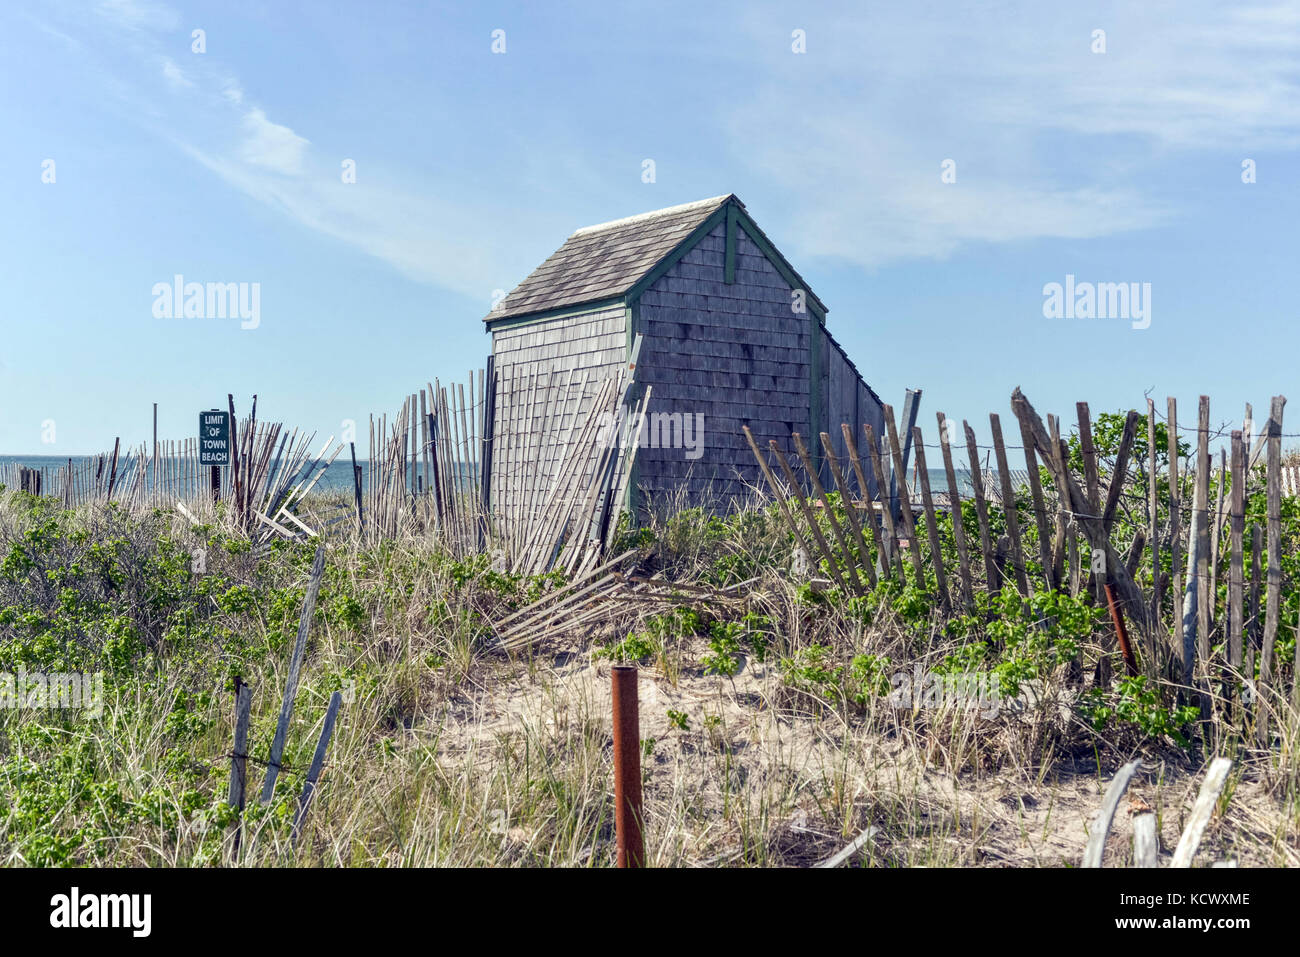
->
[199,409,231,502]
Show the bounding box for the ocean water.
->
[0,454,986,497]
[0,454,376,493]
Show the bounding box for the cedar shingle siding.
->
[636,222,810,511]
[823,330,886,497]
[485,194,884,518]
[489,304,626,523]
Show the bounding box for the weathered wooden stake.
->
[881,409,927,588]
[1228,431,1245,689]
[792,433,864,595]
[911,427,950,613]
[989,413,1029,596]
[1146,400,1161,670]
[611,665,644,868]
[1082,759,1141,868]
[1017,413,1054,591]
[228,677,253,856]
[963,420,999,592]
[262,544,327,803]
[742,427,816,578]
[1195,397,1212,693]
[291,690,343,848]
[866,424,907,582]
[1132,812,1159,868]
[1257,396,1286,746]
[768,438,851,593]
[841,423,890,583]
[1170,757,1233,868]
[818,432,877,587]
[936,413,974,610]
[1167,397,1182,666]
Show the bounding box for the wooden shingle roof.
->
[483,194,735,321]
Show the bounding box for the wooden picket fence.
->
[746,389,1299,740]
[355,341,649,577]
[1,396,342,547]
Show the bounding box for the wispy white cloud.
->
[160,56,191,89]
[727,1,1300,267]
[34,0,1300,293]
[171,140,504,294]
[96,0,179,33]
[238,107,310,175]
[29,0,523,299]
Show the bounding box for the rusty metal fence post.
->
[611,665,644,867]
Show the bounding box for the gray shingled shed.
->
[484,194,884,517]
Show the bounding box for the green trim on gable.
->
[624,297,642,523]
[734,213,827,324]
[724,204,738,284]
[487,196,829,334]
[622,199,829,324]
[483,297,625,333]
[623,205,731,303]
[809,316,823,473]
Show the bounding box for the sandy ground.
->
[420,637,1297,868]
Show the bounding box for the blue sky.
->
[2,1,1297,454]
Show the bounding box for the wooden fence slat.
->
[1082,758,1141,868]
[962,420,999,592]
[1146,401,1161,666]
[227,679,253,856]
[937,413,974,610]
[1102,410,1141,535]
[742,427,817,582]
[261,544,327,803]
[1077,402,1101,520]
[291,690,343,848]
[1257,396,1286,745]
[881,409,927,589]
[227,680,253,810]
[1170,757,1233,868]
[1229,431,1245,679]
[1195,397,1213,700]
[1017,411,1055,591]
[1132,812,1159,868]
[864,425,906,583]
[818,432,877,588]
[1167,397,1182,669]
[1210,449,1228,609]
[1047,415,1073,595]
[990,413,1029,597]
[1179,461,1205,692]
[839,424,889,583]
[911,427,950,613]
[768,439,852,594]
[1248,522,1262,680]
[792,433,865,595]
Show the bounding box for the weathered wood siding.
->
[823,328,885,497]
[635,223,812,512]
[488,305,626,520]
